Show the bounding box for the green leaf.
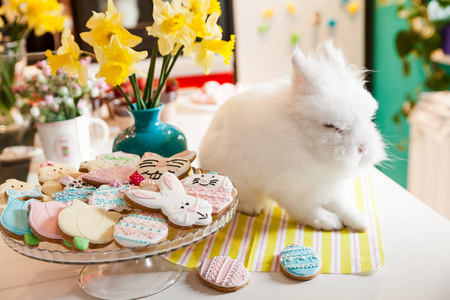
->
[402,58,411,76]
[73,236,89,251]
[425,71,450,90]
[396,31,415,58]
[24,233,39,246]
[423,32,442,60]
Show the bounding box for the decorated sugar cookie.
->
[198,256,250,292]
[57,200,121,251]
[113,212,168,248]
[0,179,35,204]
[279,244,321,281]
[38,162,82,196]
[88,184,132,212]
[60,175,95,190]
[79,152,141,173]
[28,201,70,243]
[5,187,44,201]
[0,198,40,246]
[51,188,97,203]
[96,151,140,169]
[82,166,135,187]
[138,150,196,180]
[124,172,212,229]
[182,173,235,216]
[38,161,81,184]
[79,160,103,173]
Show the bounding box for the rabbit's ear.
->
[142,152,164,160]
[292,47,314,95]
[158,172,185,194]
[171,150,197,162]
[319,40,347,69]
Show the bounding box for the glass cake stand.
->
[1,184,238,299]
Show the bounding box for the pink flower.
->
[42,66,52,77]
[40,85,49,92]
[44,95,54,104]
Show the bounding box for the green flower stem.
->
[117,85,134,110]
[152,54,171,108]
[144,38,159,108]
[153,45,184,108]
[129,74,145,109]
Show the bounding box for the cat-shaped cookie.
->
[124,172,212,229]
[138,150,196,181]
[181,173,236,216]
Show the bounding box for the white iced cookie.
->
[113,212,168,248]
[60,175,95,190]
[124,172,212,229]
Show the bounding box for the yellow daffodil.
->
[45,28,88,86]
[25,0,65,36]
[146,0,195,55]
[207,0,221,16]
[95,35,148,86]
[80,0,141,49]
[1,0,65,36]
[182,0,208,16]
[190,34,235,74]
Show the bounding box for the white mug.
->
[37,116,109,167]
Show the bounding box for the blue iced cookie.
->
[279,244,321,280]
[51,188,96,203]
[0,197,40,246]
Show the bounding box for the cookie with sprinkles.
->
[198,256,250,292]
[113,212,168,248]
[279,244,321,281]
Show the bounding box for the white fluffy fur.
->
[199,41,386,232]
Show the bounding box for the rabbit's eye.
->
[323,123,342,132]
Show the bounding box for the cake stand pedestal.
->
[79,256,183,300]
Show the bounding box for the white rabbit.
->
[199,41,386,232]
[124,172,212,227]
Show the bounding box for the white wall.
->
[233,0,366,84]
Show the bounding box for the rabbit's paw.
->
[238,200,265,216]
[309,209,344,231]
[342,210,369,232]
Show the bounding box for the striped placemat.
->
[164,173,384,273]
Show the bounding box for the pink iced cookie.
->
[198,256,250,292]
[113,212,168,248]
[182,173,235,216]
[83,166,135,187]
[28,201,70,242]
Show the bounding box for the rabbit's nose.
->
[358,144,367,154]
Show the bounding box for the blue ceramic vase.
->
[112,104,187,157]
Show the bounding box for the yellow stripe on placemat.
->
[164,174,385,274]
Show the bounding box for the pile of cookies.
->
[0,150,238,251]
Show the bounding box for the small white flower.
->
[90,86,100,98]
[30,106,40,118]
[59,86,69,95]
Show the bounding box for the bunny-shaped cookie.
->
[200,41,386,232]
[124,172,212,229]
[138,150,196,180]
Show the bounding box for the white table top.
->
[1,98,450,299]
[1,168,450,300]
